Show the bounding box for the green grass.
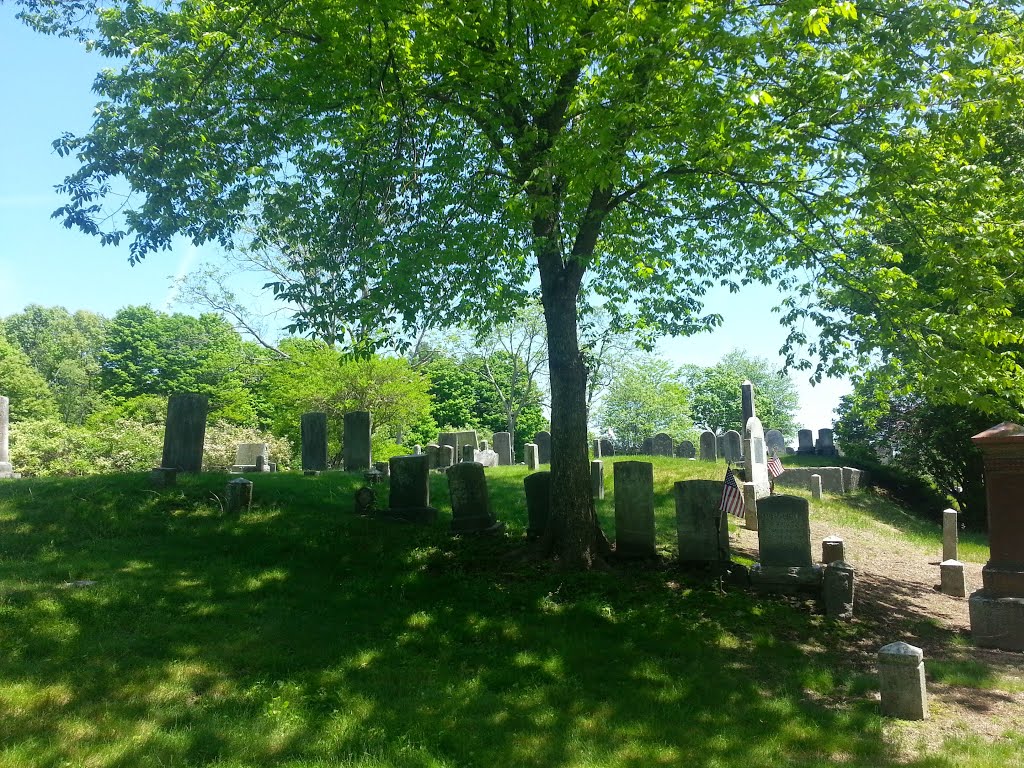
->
[0,463,1015,768]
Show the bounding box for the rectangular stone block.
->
[675,479,729,564]
[757,495,812,567]
[614,461,655,558]
[343,411,372,471]
[161,393,208,473]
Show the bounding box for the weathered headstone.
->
[446,462,503,534]
[475,449,499,467]
[354,486,376,515]
[723,430,742,463]
[438,430,479,464]
[968,423,1024,650]
[599,438,615,457]
[810,474,823,499]
[652,432,674,457]
[751,495,822,593]
[462,444,476,463]
[425,443,440,469]
[614,461,656,558]
[741,380,756,426]
[493,432,513,466]
[592,439,602,459]
[743,416,770,499]
[841,467,864,492]
[641,437,654,455]
[161,393,208,473]
[524,443,539,470]
[699,431,717,462]
[0,395,13,478]
[742,481,757,531]
[226,477,253,514]
[373,460,390,477]
[675,479,729,565]
[439,445,455,469]
[716,434,725,459]
[301,412,329,472]
[343,411,372,471]
[765,429,785,456]
[534,431,552,464]
[943,508,959,562]
[941,560,967,597]
[591,460,605,500]
[385,454,437,522]
[413,444,422,455]
[524,471,550,538]
[822,536,845,564]
[824,561,855,620]
[878,642,928,720]
[678,440,696,459]
[232,443,269,473]
[479,440,488,451]
[797,429,815,455]
[816,428,838,456]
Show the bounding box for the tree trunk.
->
[538,253,610,568]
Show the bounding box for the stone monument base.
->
[969,589,1024,651]
[451,517,505,535]
[750,564,824,595]
[380,506,439,524]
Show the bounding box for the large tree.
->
[30,0,1022,567]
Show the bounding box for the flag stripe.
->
[719,467,745,518]
[767,455,784,478]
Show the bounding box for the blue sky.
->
[0,8,849,431]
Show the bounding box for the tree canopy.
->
[26,0,1024,567]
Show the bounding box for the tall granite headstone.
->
[751,494,822,593]
[161,393,208,473]
[493,432,514,466]
[743,416,771,499]
[816,428,837,456]
[652,432,674,457]
[741,380,756,426]
[723,430,742,463]
[968,423,1024,650]
[425,443,440,470]
[438,430,479,463]
[678,440,696,459]
[675,479,729,565]
[446,462,502,534]
[524,471,550,538]
[385,454,437,522]
[524,443,539,470]
[534,431,552,464]
[641,437,654,455]
[699,430,717,462]
[765,429,785,456]
[797,429,815,455]
[439,445,455,469]
[343,411,372,471]
[591,460,605,500]
[599,438,615,457]
[301,412,329,472]
[592,439,602,459]
[613,461,656,558]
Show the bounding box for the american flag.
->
[767,454,785,478]
[719,467,745,518]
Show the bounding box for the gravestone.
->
[439,445,455,469]
[741,380,756,426]
[675,479,729,565]
[493,432,513,465]
[743,416,770,499]
[716,434,725,459]
[534,431,552,464]
[161,393,208,473]
[810,474,823,499]
[878,642,928,720]
[842,467,864,492]
[723,430,742,463]
[413,445,422,455]
[641,437,654,455]
[785,447,796,455]
[943,508,959,561]
[678,440,696,459]
[652,432,673,457]
[614,461,656,558]
[524,443,539,470]
[824,561,855,620]
[524,471,550,538]
[446,462,503,534]
[479,440,488,451]
[797,429,815,455]
[438,430,479,464]
[373,461,390,477]
[301,412,329,472]
[742,481,758,531]
[0,395,13,478]
[385,454,437,522]
[226,477,253,514]
[822,536,845,564]
[600,438,615,457]
[941,560,967,597]
[462,444,476,463]
[231,443,269,473]
[765,429,785,456]
[343,411,372,471]
[968,423,1024,650]
[751,494,823,593]
[425,443,440,470]
[474,449,499,467]
[816,428,838,456]
[592,439,602,459]
[699,431,717,462]
[591,460,605,500]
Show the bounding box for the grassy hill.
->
[0,460,1019,768]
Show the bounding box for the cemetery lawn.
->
[0,463,1021,768]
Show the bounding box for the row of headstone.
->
[796,427,837,456]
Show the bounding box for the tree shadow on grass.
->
[0,472,1005,767]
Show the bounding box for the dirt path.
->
[731,513,1024,750]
